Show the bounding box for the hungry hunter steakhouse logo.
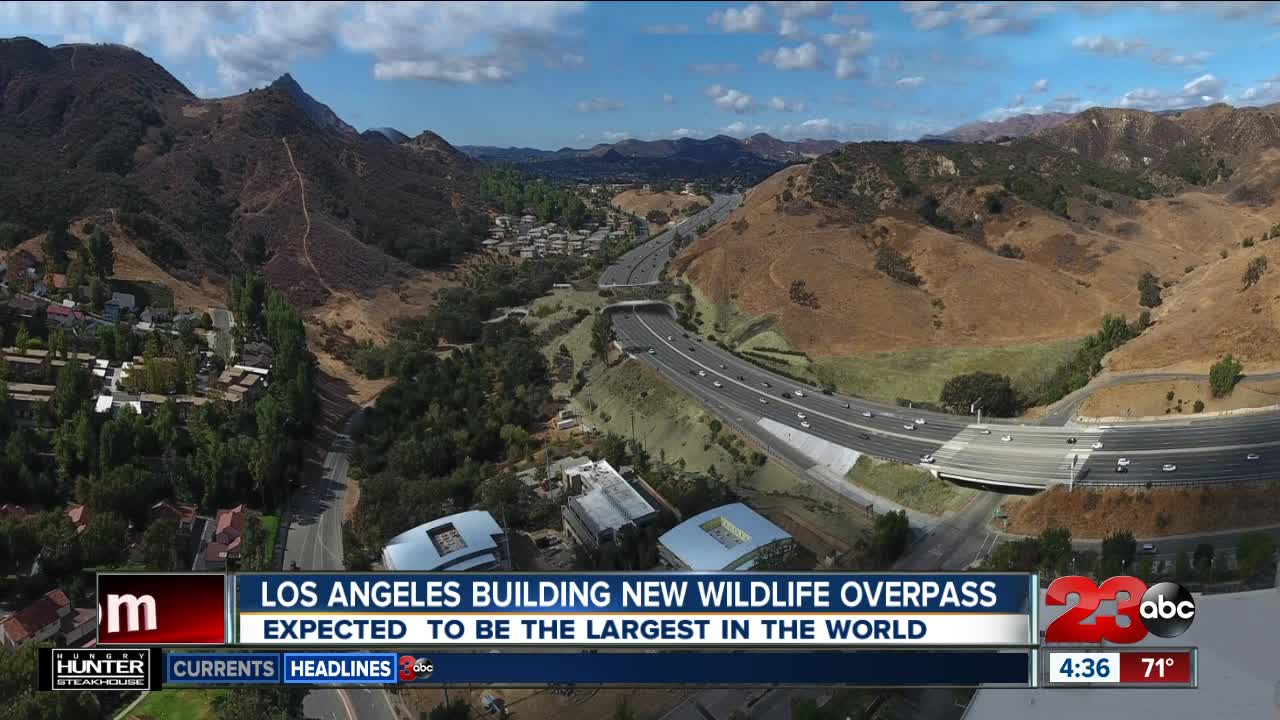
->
[40,648,160,691]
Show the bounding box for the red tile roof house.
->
[204,504,246,569]
[150,500,197,531]
[45,303,84,328]
[0,588,95,648]
[65,504,93,535]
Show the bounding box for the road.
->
[599,193,741,288]
[282,412,399,720]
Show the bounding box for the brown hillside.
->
[613,190,712,220]
[675,147,1277,363]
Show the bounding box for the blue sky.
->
[4,2,1280,148]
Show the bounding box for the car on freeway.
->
[666,335,674,341]
[914,418,926,425]
[719,363,727,369]
[1001,435,1012,442]
[904,424,916,431]
[1066,437,1077,444]
[1247,453,1261,460]
[737,375,745,381]
[795,390,806,397]
[648,348,656,355]
[1114,465,1128,473]
[761,381,771,388]
[688,346,696,352]
[682,333,689,338]
[759,397,769,404]
[782,392,792,399]
[841,401,851,408]
[1091,441,1104,449]
[1116,458,1131,467]
[1139,543,1157,554]
[858,433,870,440]
[1162,464,1177,472]
[796,412,807,419]
[862,411,874,418]
[920,454,935,464]
[800,421,811,428]
[978,429,991,435]
[713,381,723,388]
[687,369,696,375]
[698,370,707,377]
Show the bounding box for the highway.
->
[599,192,741,288]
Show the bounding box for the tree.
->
[427,701,471,720]
[645,209,670,225]
[142,519,188,571]
[1235,532,1276,580]
[0,642,104,720]
[871,510,911,567]
[590,311,614,363]
[1243,256,1268,289]
[86,227,115,278]
[42,218,71,273]
[995,243,1024,259]
[81,511,129,568]
[88,277,108,312]
[1174,550,1190,582]
[1209,355,1242,397]
[212,687,307,720]
[1137,272,1162,307]
[1193,542,1215,581]
[1038,526,1073,577]
[1100,530,1136,577]
[940,372,1021,417]
[875,243,922,286]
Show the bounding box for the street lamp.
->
[971,398,984,426]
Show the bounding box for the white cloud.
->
[573,97,625,113]
[899,1,1038,35]
[769,1,834,19]
[721,120,749,135]
[1150,49,1213,67]
[642,23,690,35]
[780,117,841,139]
[688,62,742,74]
[1071,34,1149,55]
[758,42,821,70]
[834,57,864,79]
[778,18,808,38]
[1241,81,1280,103]
[1117,73,1225,110]
[705,84,757,113]
[1030,78,1049,93]
[895,76,926,89]
[823,29,875,56]
[708,4,769,33]
[662,92,676,105]
[768,96,808,112]
[671,127,700,137]
[602,130,631,141]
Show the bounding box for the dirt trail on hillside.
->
[282,138,336,298]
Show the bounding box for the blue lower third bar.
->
[407,651,1031,686]
[282,653,398,684]
[166,653,282,684]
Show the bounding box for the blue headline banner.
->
[236,573,1031,614]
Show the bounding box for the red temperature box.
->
[1118,650,1194,684]
[97,573,228,645]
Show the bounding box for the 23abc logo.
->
[397,655,434,682]
[1045,576,1196,644]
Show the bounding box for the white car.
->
[1116,458,1131,467]
[647,348,656,355]
[800,420,811,428]
[1162,464,1177,472]
[1001,435,1012,442]
[914,418,927,425]
[1247,453,1261,460]
[920,454,935,464]
[758,397,769,404]
[719,363,727,369]
[1091,441,1104,449]
[862,411,874,418]
[794,390,806,397]
[841,402,851,409]
[978,429,992,435]
[666,335,674,341]
[713,381,723,388]
[796,412,807,419]
[904,423,917,431]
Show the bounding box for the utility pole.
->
[971,398,983,426]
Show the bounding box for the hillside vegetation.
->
[674,103,1280,382]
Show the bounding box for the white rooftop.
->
[659,503,791,571]
[564,459,657,538]
[381,510,504,571]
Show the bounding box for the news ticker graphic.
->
[97,572,229,645]
[154,650,1035,687]
[234,573,1035,646]
[1043,648,1197,688]
[38,648,164,691]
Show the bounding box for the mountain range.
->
[924,112,1075,143]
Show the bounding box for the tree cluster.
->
[481,168,594,230]
[788,279,819,309]
[1243,256,1267,289]
[1137,271,1162,308]
[1209,355,1242,397]
[874,243,922,286]
[940,372,1022,417]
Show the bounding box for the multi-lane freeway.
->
[599,192,741,288]
[600,211,1280,491]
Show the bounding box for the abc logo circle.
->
[398,655,434,681]
[1139,582,1195,638]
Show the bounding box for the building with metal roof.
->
[658,503,794,571]
[381,510,509,571]
[560,458,659,549]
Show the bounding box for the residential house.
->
[204,504,246,569]
[0,589,95,648]
[8,383,54,426]
[65,504,93,535]
[150,500,197,531]
[110,292,137,311]
[139,307,172,324]
[45,303,84,329]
